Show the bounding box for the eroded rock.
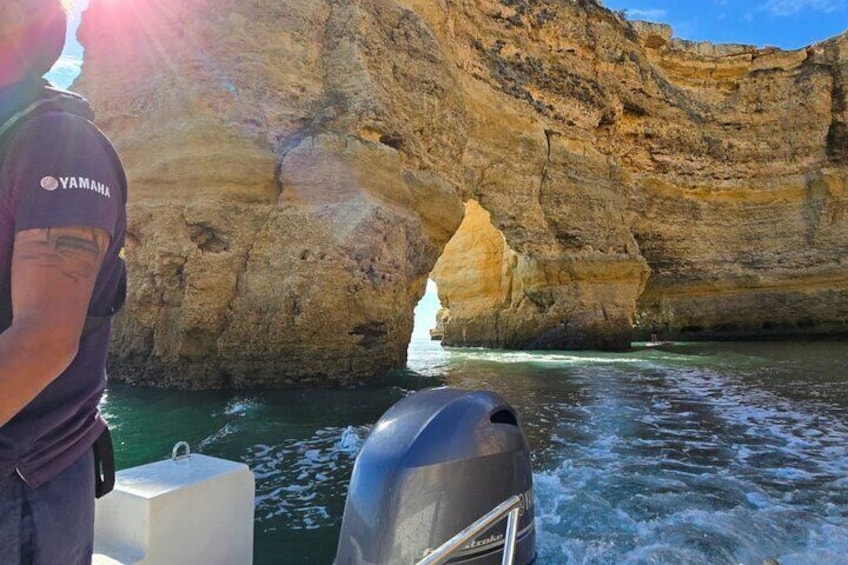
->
[74,0,848,387]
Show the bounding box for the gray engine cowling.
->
[335,387,536,564]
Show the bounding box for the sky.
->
[46,0,89,88]
[601,0,847,49]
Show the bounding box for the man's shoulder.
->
[2,109,127,206]
[12,108,103,145]
[4,110,121,181]
[0,82,94,140]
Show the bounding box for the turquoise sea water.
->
[101,339,848,564]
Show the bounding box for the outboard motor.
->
[335,387,535,564]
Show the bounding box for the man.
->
[0,1,127,563]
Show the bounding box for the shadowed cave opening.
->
[409,199,520,350]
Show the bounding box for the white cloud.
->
[45,55,83,89]
[51,55,83,72]
[760,0,846,16]
[626,8,668,20]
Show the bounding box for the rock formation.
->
[625,21,848,340]
[74,0,848,388]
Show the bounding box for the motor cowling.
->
[335,387,536,564]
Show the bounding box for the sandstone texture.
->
[75,0,848,388]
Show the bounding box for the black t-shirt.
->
[0,81,127,487]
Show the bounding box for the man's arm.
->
[0,225,109,427]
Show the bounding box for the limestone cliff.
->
[75,0,848,388]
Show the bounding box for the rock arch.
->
[76,0,848,387]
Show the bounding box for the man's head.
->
[0,0,70,85]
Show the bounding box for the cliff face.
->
[624,22,848,339]
[76,0,848,387]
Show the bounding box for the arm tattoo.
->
[17,228,106,283]
[54,234,103,258]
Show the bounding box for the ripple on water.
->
[246,425,369,531]
[532,358,848,564]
